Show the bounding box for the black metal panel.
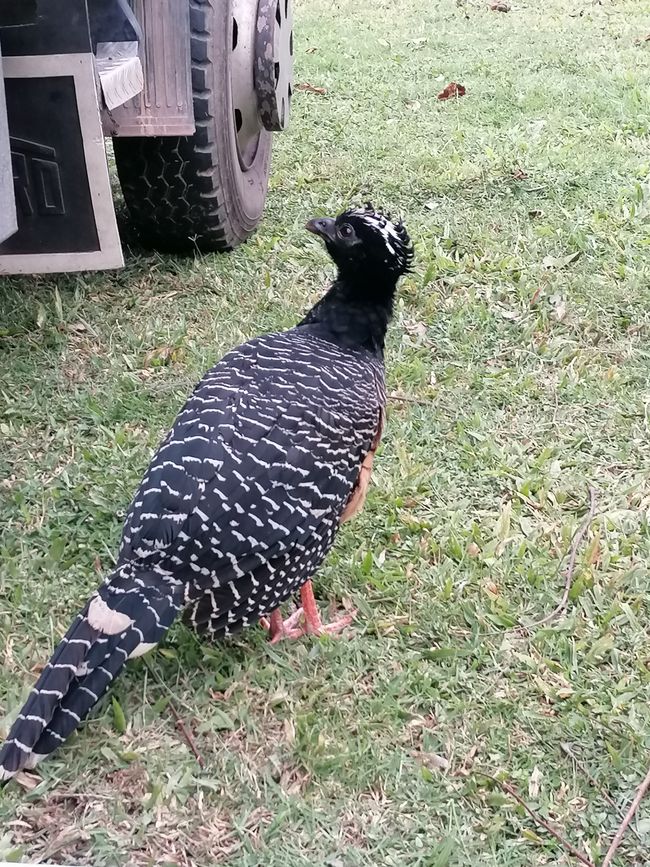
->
[0,0,38,27]
[0,0,91,56]
[0,76,99,255]
[88,0,143,51]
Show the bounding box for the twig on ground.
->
[387,392,432,406]
[528,486,597,628]
[602,765,650,867]
[168,703,205,769]
[476,771,595,867]
[560,743,642,843]
[144,659,205,768]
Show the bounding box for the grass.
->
[1,0,650,863]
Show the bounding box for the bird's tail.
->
[0,571,179,783]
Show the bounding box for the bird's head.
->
[306,203,414,287]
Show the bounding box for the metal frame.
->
[0,53,123,274]
[106,0,194,136]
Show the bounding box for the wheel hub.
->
[231,0,264,171]
[254,0,293,132]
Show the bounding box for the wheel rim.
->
[231,0,265,171]
[254,0,293,132]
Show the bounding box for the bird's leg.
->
[265,609,284,641]
[261,581,356,643]
[259,608,298,641]
[259,607,303,641]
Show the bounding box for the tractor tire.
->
[113,0,291,253]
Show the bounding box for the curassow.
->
[0,204,414,782]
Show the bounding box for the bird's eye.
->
[338,223,354,238]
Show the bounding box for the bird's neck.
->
[298,275,396,356]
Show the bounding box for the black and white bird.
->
[0,204,413,782]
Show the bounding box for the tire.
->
[113,0,272,253]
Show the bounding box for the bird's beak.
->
[305,217,337,243]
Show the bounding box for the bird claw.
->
[261,604,356,644]
[274,608,356,644]
[260,607,303,641]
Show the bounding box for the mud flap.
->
[0,43,17,245]
[0,0,123,274]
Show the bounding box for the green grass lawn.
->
[2,0,650,863]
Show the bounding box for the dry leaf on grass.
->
[437,82,466,100]
[454,744,480,776]
[295,83,327,95]
[529,765,543,798]
[413,750,450,771]
[489,1,511,10]
[542,251,581,270]
[14,770,40,791]
[143,344,182,368]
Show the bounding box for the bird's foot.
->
[260,582,356,644]
[259,607,306,642]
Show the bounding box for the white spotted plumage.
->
[0,329,384,782]
[0,204,413,784]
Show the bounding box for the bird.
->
[0,203,414,783]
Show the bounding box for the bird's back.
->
[115,326,386,637]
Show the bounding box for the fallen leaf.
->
[421,752,450,770]
[412,745,449,773]
[512,167,528,180]
[634,34,650,44]
[36,303,47,329]
[489,1,511,9]
[553,299,568,322]
[283,718,296,743]
[454,743,479,776]
[143,344,180,368]
[112,696,127,734]
[528,765,543,798]
[404,319,428,343]
[68,321,88,333]
[467,542,481,557]
[437,82,466,100]
[529,286,543,306]
[305,46,318,53]
[542,251,581,270]
[295,83,327,95]
[494,500,512,543]
[586,533,601,566]
[14,770,40,791]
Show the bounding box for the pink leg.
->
[259,608,302,641]
[260,581,356,644]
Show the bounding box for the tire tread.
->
[113,2,268,253]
